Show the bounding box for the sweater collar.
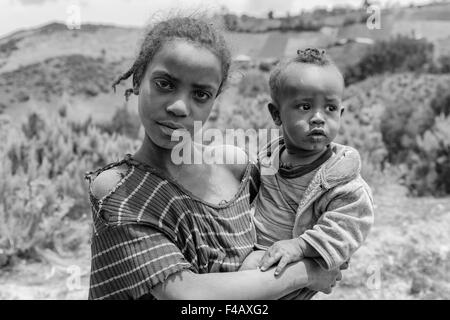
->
[259,137,361,189]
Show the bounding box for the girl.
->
[85,15,342,300]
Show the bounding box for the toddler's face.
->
[273,63,344,152]
[138,39,223,149]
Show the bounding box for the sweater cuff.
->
[300,234,336,270]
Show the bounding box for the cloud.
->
[16,0,58,6]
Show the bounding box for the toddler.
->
[242,48,374,299]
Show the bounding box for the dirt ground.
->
[0,238,90,300]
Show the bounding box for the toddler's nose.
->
[310,112,325,125]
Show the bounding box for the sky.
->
[0,0,437,37]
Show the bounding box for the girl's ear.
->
[268,102,282,126]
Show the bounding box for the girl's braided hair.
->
[112,16,231,100]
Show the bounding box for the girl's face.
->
[138,39,223,149]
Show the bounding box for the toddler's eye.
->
[154,79,174,91]
[326,104,338,112]
[193,90,211,103]
[298,103,310,111]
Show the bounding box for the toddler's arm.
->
[259,178,373,274]
[258,238,321,275]
[299,178,374,270]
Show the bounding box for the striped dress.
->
[85,155,260,300]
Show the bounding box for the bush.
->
[375,75,450,165]
[0,170,73,260]
[430,85,450,117]
[437,55,450,73]
[238,70,270,98]
[380,96,435,163]
[98,106,141,139]
[259,61,274,72]
[0,108,139,263]
[210,91,275,159]
[371,73,450,195]
[405,114,450,196]
[345,35,434,85]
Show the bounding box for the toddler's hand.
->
[258,239,304,276]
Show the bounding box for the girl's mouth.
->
[156,120,187,130]
[156,121,188,137]
[158,124,176,136]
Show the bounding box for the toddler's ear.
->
[268,102,282,126]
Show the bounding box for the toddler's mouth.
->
[308,129,326,136]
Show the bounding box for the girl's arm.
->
[151,258,340,300]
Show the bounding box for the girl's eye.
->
[154,79,174,91]
[298,103,310,111]
[193,90,211,103]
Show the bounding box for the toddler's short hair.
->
[269,48,339,104]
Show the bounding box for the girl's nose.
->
[166,98,189,117]
[310,112,325,125]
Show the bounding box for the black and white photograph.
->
[0,0,449,303]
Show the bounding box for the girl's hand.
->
[239,250,266,271]
[304,260,342,294]
[258,239,305,275]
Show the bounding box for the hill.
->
[0,23,140,73]
[0,2,450,122]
